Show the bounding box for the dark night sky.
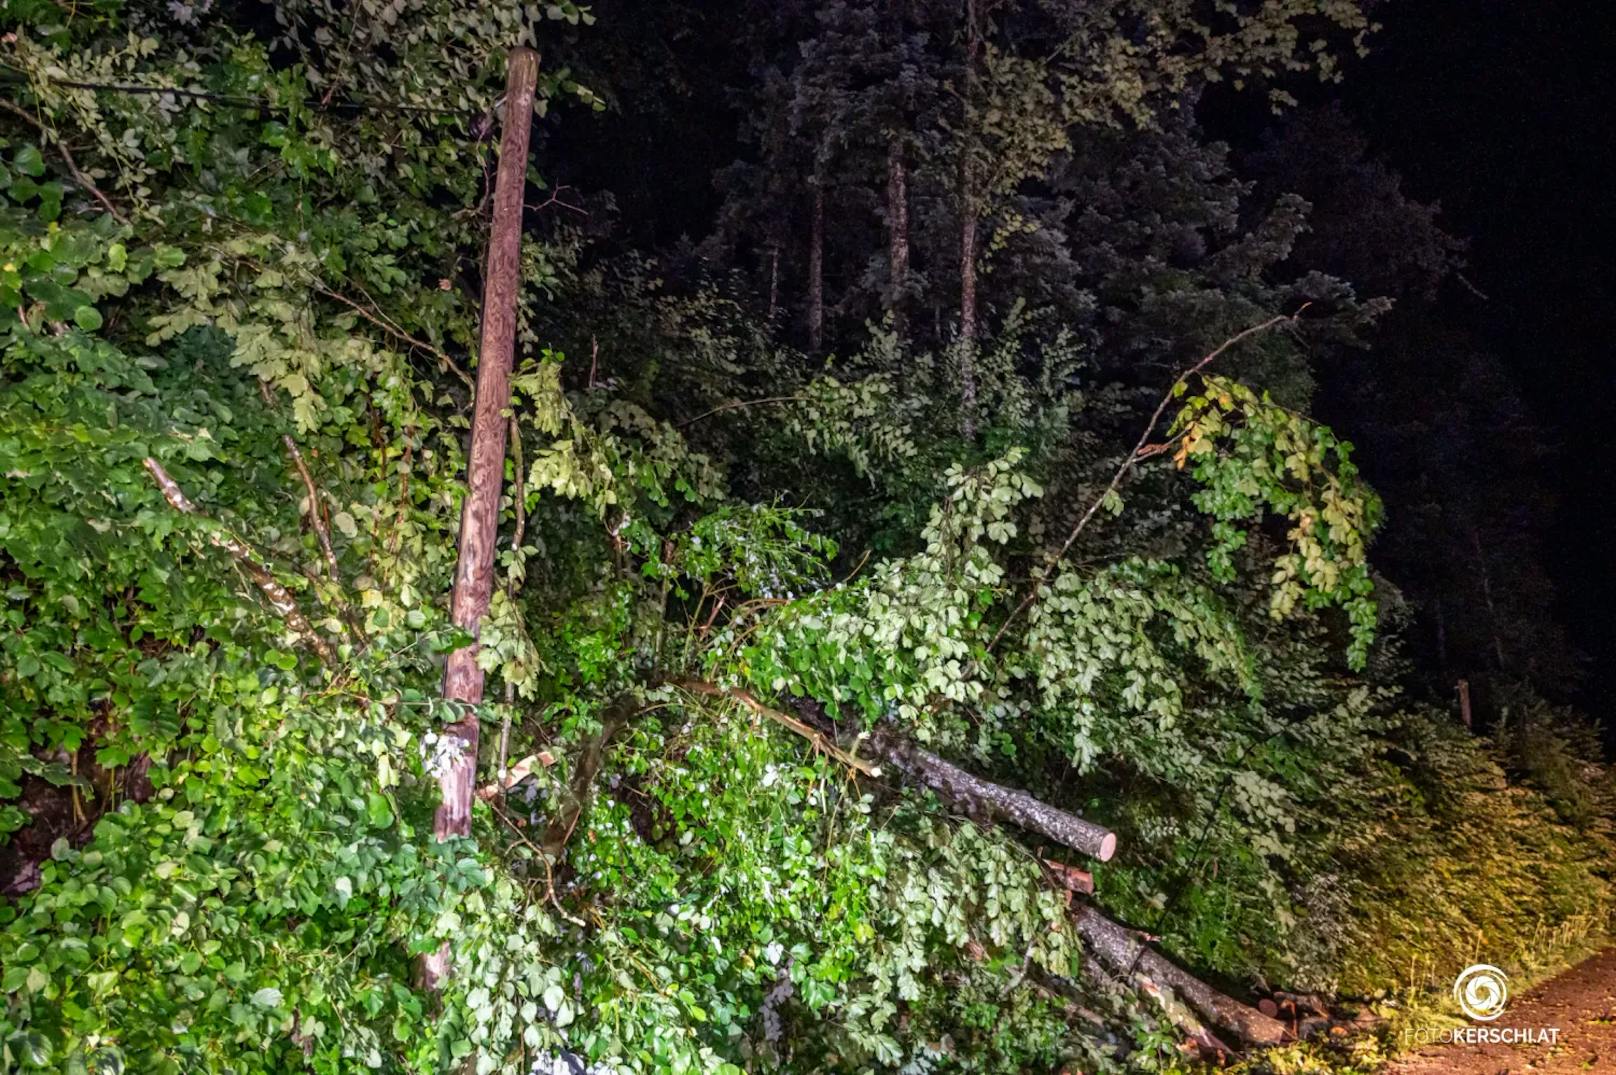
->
[1339,0,1616,716]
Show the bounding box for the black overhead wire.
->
[0,68,486,119]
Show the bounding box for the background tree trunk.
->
[886,0,912,336]
[957,0,981,433]
[887,138,910,334]
[807,179,825,352]
[423,45,539,992]
[766,242,780,325]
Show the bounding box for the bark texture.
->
[807,180,825,352]
[956,0,981,433]
[1073,905,1288,1045]
[886,137,910,330]
[863,727,1116,861]
[425,45,539,990]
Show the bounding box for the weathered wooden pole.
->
[424,44,539,991]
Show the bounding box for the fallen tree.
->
[662,679,1292,1049]
[671,680,1116,861]
[1072,904,1289,1046]
[860,725,1118,862]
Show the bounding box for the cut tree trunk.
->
[862,727,1116,861]
[1073,905,1288,1046]
[675,681,1113,858]
[423,44,539,992]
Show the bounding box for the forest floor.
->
[1386,948,1616,1074]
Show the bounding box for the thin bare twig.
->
[484,796,588,927]
[671,678,881,776]
[508,415,527,556]
[281,434,342,580]
[308,279,474,387]
[524,185,587,217]
[678,395,806,429]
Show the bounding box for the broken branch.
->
[143,457,336,664]
[1043,858,1095,895]
[477,749,557,800]
[989,310,1303,653]
[0,99,129,225]
[671,679,882,777]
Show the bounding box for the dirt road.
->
[1388,949,1616,1074]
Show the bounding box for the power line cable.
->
[0,69,485,118]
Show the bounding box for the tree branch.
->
[0,99,128,224]
[281,434,342,581]
[143,457,336,664]
[677,395,806,429]
[308,279,475,388]
[670,679,882,776]
[988,311,1303,653]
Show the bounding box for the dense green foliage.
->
[1,2,1610,1073]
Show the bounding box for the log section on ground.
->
[1073,905,1288,1045]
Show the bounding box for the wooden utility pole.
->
[424,45,539,992]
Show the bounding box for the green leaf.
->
[365,791,393,829]
[14,144,45,178]
[250,986,283,1008]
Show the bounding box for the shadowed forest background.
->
[1,1,1613,1073]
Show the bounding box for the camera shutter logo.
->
[1453,964,1509,1022]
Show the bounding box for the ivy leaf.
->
[74,305,104,331]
